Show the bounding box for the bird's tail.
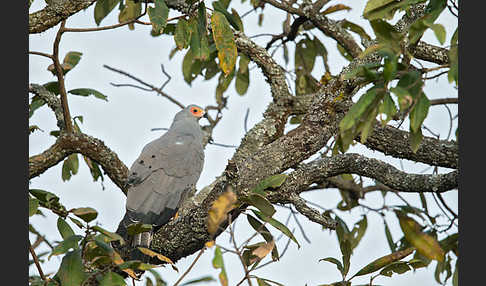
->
[115,212,152,263]
[129,231,153,262]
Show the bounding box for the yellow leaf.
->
[211,11,238,75]
[207,190,237,235]
[123,269,139,280]
[396,212,445,262]
[322,4,352,15]
[205,240,215,248]
[137,247,175,265]
[250,240,275,264]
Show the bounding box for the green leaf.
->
[179,276,216,286]
[215,69,235,104]
[92,225,125,245]
[353,247,414,277]
[369,19,402,54]
[68,88,108,101]
[379,92,397,123]
[409,92,430,133]
[49,235,84,259]
[379,261,411,277]
[396,211,445,261]
[337,43,353,61]
[71,207,98,223]
[245,193,276,217]
[246,215,279,261]
[182,49,196,84]
[350,215,368,250]
[251,209,300,248]
[94,0,121,26]
[62,154,79,181]
[29,189,60,205]
[429,23,446,45]
[53,249,87,286]
[212,246,228,286]
[452,260,458,286]
[448,28,458,84]
[43,81,60,95]
[211,11,238,76]
[98,271,127,286]
[189,3,210,61]
[383,55,397,82]
[341,20,372,42]
[148,0,169,35]
[230,8,244,32]
[340,239,351,277]
[61,51,83,75]
[29,197,40,217]
[320,257,344,275]
[69,217,85,229]
[212,1,242,31]
[295,37,317,73]
[383,219,396,252]
[127,222,153,235]
[29,96,46,118]
[408,0,447,45]
[339,88,379,132]
[57,217,75,239]
[256,278,271,286]
[83,156,104,182]
[252,174,288,195]
[175,18,191,50]
[235,54,250,95]
[363,0,425,21]
[118,0,142,30]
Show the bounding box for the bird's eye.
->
[192,108,198,113]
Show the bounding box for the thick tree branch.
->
[29,0,97,34]
[361,124,458,169]
[29,132,129,193]
[270,153,457,198]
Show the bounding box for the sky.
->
[29,0,458,285]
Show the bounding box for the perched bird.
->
[116,104,206,260]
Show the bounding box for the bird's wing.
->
[124,132,204,226]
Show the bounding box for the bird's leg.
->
[132,233,142,247]
[140,231,153,248]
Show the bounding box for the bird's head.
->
[173,104,206,124]
[187,104,206,120]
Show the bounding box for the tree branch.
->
[29,132,129,193]
[29,0,97,34]
[361,124,458,169]
[271,153,457,198]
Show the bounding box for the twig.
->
[172,247,206,286]
[290,207,311,243]
[228,218,253,286]
[29,240,47,281]
[242,109,249,132]
[110,83,153,92]
[103,64,185,109]
[159,64,171,90]
[52,20,73,133]
[63,4,148,33]
[430,98,458,106]
[443,104,454,140]
[29,51,53,59]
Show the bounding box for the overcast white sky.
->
[29,1,458,285]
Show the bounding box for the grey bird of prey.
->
[116,104,206,260]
